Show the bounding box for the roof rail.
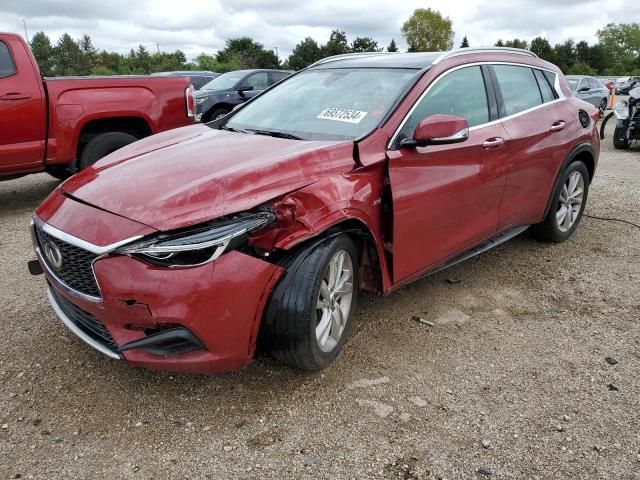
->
[432,47,538,65]
[309,52,393,68]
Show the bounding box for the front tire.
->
[262,235,359,370]
[79,132,138,170]
[613,126,630,150]
[204,107,231,123]
[532,161,589,242]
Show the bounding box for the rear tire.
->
[262,234,359,370]
[46,166,71,180]
[531,161,589,242]
[79,132,138,170]
[613,127,630,150]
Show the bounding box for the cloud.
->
[0,0,633,61]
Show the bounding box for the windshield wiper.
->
[219,125,250,134]
[246,129,306,141]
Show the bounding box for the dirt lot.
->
[1,120,639,480]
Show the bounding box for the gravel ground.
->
[1,120,639,480]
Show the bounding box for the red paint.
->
[33,49,600,373]
[0,32,193,178]
[414,114,469,142]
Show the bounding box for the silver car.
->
[566,75,610,114]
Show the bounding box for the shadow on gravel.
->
[0,177,60,214]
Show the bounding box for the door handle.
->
[0,92,32,100]
[482,137,505,149]
[550,121,566,132]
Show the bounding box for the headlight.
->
[118,211,274,267]
[196,96,209,105]
[613,100,629,120]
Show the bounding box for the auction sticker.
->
[317,108,368,123]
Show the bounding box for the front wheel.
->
[613,126,630,150]
[262,234,359,370]
[531,161,589,242]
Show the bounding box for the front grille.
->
[51,287,118,351]
[35,225,101,297]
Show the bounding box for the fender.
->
[541,141,596,220]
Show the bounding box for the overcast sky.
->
[0,0,635,61]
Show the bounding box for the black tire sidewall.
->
[206,107,231,123]
[548,161,589,241]
[79,132,138,170]
[306,236,359,369]
[613,127,629,150]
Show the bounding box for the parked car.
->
[194,69,292,122]
[30,48,600,373]
[0,33,195,180]
[566,75,610,113]
[617,77,640,95]
[600,85,640,149]
[151,71,219,90]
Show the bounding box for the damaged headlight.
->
[614,100,629,120]
[118,211,274,266]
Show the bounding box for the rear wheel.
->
[79,132,138,170]
[262,234,359,370]
[531,161,589,242]
[613,126,630,150]
[46,166,71,180]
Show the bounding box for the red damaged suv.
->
[31,48,600,373]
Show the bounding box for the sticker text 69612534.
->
[317,108,368,124]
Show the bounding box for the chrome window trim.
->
[387,61,565,150]
[47,287,121,360]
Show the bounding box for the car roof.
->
[309,48,540,70]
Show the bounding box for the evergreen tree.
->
[460,36,469,48]
[387,39,399,52]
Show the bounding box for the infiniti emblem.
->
[44,241,63,270]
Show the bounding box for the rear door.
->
[388,65,509,282]
[492,64,574,228]
[0,38,46,172]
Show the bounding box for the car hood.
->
[61,124,355,231]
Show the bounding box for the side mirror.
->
[237,85,254,94]
[400,114,469,148]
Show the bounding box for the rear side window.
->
[398,65,489,140]
[0,41,16,78]
[271,71,290,83]
[534,69,557,103]
[493,65,542,116]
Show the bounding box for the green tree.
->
[597,23,640,73]
[217,37,279,69]
[529,37,553,62]
[566,61,596,76]
[54,33,82,76]
[495,39,505,47]
[401,8,454,51]
[322,30,350,56]
[387,38,399,52]
[78,34,97,75]
[460,36,469,48]
[503,38,528,49]
[30,31,54,76]
[351,37,380,53]
[287,37,322,70]
[553,39,576,73]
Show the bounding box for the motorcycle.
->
[600,86,640,149]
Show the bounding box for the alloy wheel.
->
[315,250,354,352]
[556,171,585,232]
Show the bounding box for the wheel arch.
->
[542,142,596,219]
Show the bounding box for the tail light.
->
[185,85,195,118]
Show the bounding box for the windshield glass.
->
[567,79,579,90]
[201,71,245,91]
[224,68,418,141]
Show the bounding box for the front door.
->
[388,65,509,282]
[0,38,45,172]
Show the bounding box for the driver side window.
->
[244,72,269,90]
[398,66,489,141]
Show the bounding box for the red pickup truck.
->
[0,33,195,180]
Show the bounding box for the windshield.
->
[223,68,418,141]
[201,71,246,91]
[567,79,579,90]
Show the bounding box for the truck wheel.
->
[531,161,589,243]
[613,127,630,150]
[79,132,138,170]
[205,107,231,122]
[262,234,359,370]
